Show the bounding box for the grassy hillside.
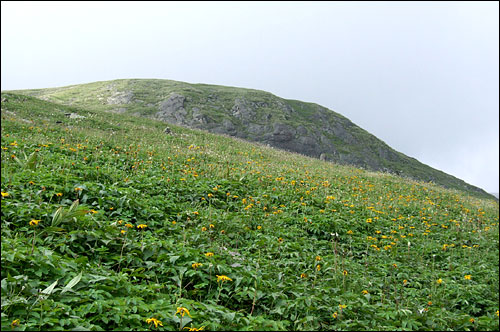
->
[7,78,494,200]
[1,92,499,331]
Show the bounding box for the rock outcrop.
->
[156,93,188,125]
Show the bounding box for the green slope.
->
[1,93,499,331]
[6,78,494,200]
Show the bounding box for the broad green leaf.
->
[41,280,58,295]
[61,271,82,294]
[26,151,38,170]
[68,199,80,213]
[169,255,180,263]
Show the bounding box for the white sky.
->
[2,1,499,193]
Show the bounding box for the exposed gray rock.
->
[191,107,207,124]
[107,91,133,105]
[65,113,86,119]
[298,135,316,146]
[156,93,187,125]
[270,123,295,143]
[247,123,269,136]
[223,119,236,133]
[231,98,255,123]
[296,125,308,136]
[111,108,127,114]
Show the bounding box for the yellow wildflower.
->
[469,318,474,323]
[201,227,207,232]
[464,275,472,280]
[343,270,348,276]
[339,304,347,310]
[175,307,192,317]
[315,255,321,261]
[125,223,134,228]
[137,224,148,229]
[436,278,443,284]
[209,224,215,228]
[184,326,205,331]
[216,275,232,282]
[120,230,127,235]
[257,225,262,230]
[192,263,203,269]
[205,252,214,257]
[29,219,41,227]
[316,264,321,271]
[146,317,163,328]
[332,312,338,319]
[11,319,20,328]
[56,193,63,197]
[347,230,353,234]
[300,273,307,278]
[1,192,10,197]
[362,290,369,295]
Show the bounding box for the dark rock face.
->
[270,123,296,142]
[151,93,407,172]
[149,91,488,196]
[231,98,255,123]
[156,93,188,125]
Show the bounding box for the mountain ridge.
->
[5,78,494,200]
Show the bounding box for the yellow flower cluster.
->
[146,317,163,328]
[175,307,192,317]
[29,219,41,227]
[216,275,232,282]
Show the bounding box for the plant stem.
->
[250,279,257,315]
[118,235,126,271]
[31,230,36,255]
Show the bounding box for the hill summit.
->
[8,78,492,199]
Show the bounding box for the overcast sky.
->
[2,1,499,193]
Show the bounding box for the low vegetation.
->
[1,93,499,331]
[10,79,494,200]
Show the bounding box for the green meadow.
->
[1,92,499,331]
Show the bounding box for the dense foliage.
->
[1,93,499,331]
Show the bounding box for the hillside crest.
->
[6,78,493,199]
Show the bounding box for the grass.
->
[1,92,499,331]
[7,78,495,200]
